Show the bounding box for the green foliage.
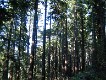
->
[9,0,30,10]
[0,8,12,25]
[72,71,99,80]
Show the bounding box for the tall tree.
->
[42,0,47,79]
[92,0,106,72]
[47,11,52,80]
[28,0,38,80]
[73,2,79,73]
[80,3,85,72]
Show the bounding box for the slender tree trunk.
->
[51,44,55,80]
[80,7,85,72]
[42,0,47,80]
[64,8,68,77]
[104,1,106,72]
[55,37,58,79]
[74,5,79,73]
[12,17,16,80]
[92,0,99,71]
[17,22,21,80]
[28,0,38,80]
[58,24,62,77]
[9,20,15,80]
[47,13,51,80]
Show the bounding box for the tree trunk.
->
[92,0,106,72]
[42,0,47,80]
[47,12,51,80]
[17,21,21,80]
[28,0,38,80]
[80,7,85,72]
[2,22,12,80]
[74,4,79,73]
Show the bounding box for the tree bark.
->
[47,12,51,80]
[80,7,85,72]
[42,0,47,80]
[28,0,38,80]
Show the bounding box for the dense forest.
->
[0,0,106,80]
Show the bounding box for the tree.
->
[42,0,47,79]
[92,0,106,73]
[47,10,52,80]
[80,3,85,72]
[28,0,39,80]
